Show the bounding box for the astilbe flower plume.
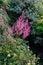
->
[8,12,31,39]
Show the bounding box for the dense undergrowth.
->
[0,0,43,65]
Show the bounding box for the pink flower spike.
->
[24,19,29,27]
[22,26,30,39]
[9,12,31,39]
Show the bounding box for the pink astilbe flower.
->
[22,19,30,39]
[22,26,30,39]
[9,12,31,39]
[12,12,25,35]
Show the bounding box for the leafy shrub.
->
[0,33,39,65]
[0,8,39,65]
[2,0,43,20]
[1,0,43,45]
[0,24,39,65]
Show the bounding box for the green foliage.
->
[0,25,39,65]
[2,0,43,21]
[0,33,39,65]
[31,20,43,45]
[32,19,43,33]
[0,8,39,65]
[1,0,43,45]
[0,1,43,64]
